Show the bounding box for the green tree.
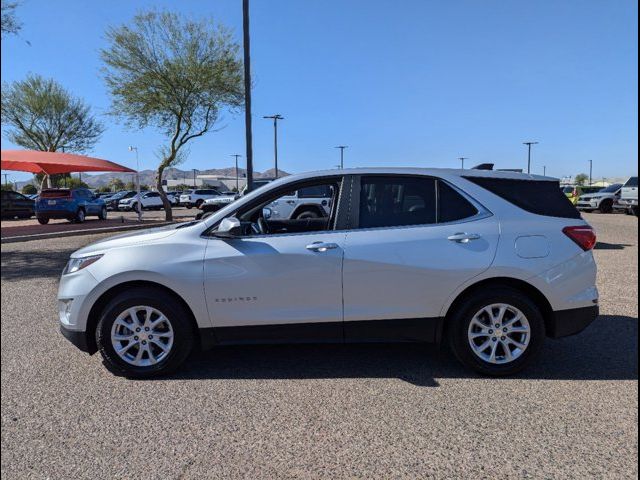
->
[101,10,244,220]
[109,178,126,191]
[574,173,589,186]
[21,183,37,194]
[1,74,105,187]
[96,185,113,193]
[1,1,21,38]
[1,183,15,191]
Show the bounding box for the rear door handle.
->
[306,242,339,252]
[447,232,482,243]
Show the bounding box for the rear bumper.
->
[547,305,599,338]
[36,209,75,218]
[60,325,94,354]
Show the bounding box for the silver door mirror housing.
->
[215,217,242,238]
[262,207,272,219]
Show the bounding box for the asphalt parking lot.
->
[1,213,637,479]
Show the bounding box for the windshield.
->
[562,186,575,193]
[601,184,623,193]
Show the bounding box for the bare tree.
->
[1,0,21,38]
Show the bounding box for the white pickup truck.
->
[614,176,638,216]
[262,184,333,220]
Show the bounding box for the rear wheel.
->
[195,199,204,208]
[37,216,49,225]
[448,287,545,376]
[74,208,86,223]
[98,206,108,220]
[96,287,195,378]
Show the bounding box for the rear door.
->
[342,175,500,341]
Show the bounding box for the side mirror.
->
[262,207,272,219]
[215,217,242,238]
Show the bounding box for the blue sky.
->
[1,0,638,183]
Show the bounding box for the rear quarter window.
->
[464,177,581,219]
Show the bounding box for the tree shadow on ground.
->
[1,248,74,281]
[158,315,637,387]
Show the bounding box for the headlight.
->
[63,255,103,275]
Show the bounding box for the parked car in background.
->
[36,188,107,224]
[195,179,276,219]
[262,184,333,220]
[164,191,181,206]
[615,176,638,216]
[179,189,222,209]
[562,185,602,205]
[1,190,35,219]
[58,168,598,378]
[118,191,165,211]
[104,191,137,211]
[577,183,623,213]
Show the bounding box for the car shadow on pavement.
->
[0,248,74,281]
[165,315,637,387]
[594,242,633,250]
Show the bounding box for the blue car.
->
[35,188,107,225]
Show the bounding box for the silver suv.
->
[58,168,598,378]
[577,183,622,213]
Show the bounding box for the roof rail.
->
[471,163,494,170]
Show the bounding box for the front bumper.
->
[547,305,599,338]
[60,325,94,353]
[577,201,598,210]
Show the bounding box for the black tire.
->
[598,199,613,214]
[448,286,545,376]
[37,216,49,225]
[195,199,204,208]
[75,208,86,223]
[98,206,108,220]
[633,206,639,217]
[96,287,196,378]
[295,209,320,220]
[185,205,193,209]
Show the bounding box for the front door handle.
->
[306,242,339,252]
[447,232,482,243]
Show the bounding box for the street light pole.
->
[543,166,547,176]
[458,157,468,169]
[192,169,198,188]
[523,141,539,174]
[335,146,348,169]
[231,154,242,191]
[128,146,142,221]
[242,0,254,193]
[263,114,284,178]
[589,160,593,186]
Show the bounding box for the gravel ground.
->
[1,213,637,479]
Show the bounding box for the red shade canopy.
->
[1,150,136,175]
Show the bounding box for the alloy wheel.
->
[467,303,531,364]
[110,306,174,367]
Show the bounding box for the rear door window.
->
[437,181,479,222]
[624,177,638,187]
[358,176,437,228]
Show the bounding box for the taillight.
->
[563,226,597,251]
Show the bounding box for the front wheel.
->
[96,287,195,378]
[98,206,108,220]
[598,199,613,214]
[37,216,49,225]
[448,287,545,376]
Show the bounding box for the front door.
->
[203,177,346,343]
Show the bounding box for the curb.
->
[1,222,174,244]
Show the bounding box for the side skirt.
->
[199,317,443,350]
